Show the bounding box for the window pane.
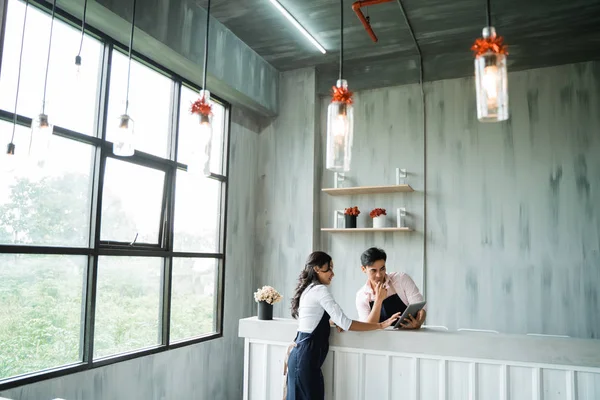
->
[0,122,94,247]
[173,171,221,253]
[107,50,172,157]
[178,86,225,174]
[0,0,103,135]
[170,258,218,342]
[100,158,165,244]
[94,256,162,359]
[0,254,85,380]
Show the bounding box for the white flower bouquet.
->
[253,285,282,305]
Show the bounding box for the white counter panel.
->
[240,318,600,400]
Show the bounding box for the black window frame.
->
[0,0,231,391]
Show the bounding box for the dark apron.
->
[369,293,407,323]
[286,311,331,400]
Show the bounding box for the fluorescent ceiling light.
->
[268,0,327,54]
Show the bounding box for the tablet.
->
[393,301,426,329]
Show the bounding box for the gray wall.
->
[426,62,600,338]
[254,68,319,318]
[256,61,600,340]
[0,109,261,400]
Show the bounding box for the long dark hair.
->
[291,251,332,319]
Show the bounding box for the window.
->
[0,0,103,136]
[94,256,163,359]
[0,254,86,379]
[100,159,166,245]
[169,258,218,342]
[0,0,229,388]
[173,170,222,253]
[0,120,95,247]
[106,50,173,157]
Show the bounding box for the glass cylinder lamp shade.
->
[326,80,354,172]
[113,114,135,156]
[29,113,54,168]
[189,90,213,177]
[474,29,509,122]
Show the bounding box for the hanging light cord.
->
[77,0,88,59]
[338,0,343,80]
[201,0,211,91]
[41,0,57,115]
[125,0,138,115]
[396,0,427,298]
[10,0,30,145]
[486,0,492,27]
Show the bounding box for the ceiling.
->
[207,0,600,93]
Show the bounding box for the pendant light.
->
[74,0,88,80]
[113,0,138,157]
[29,0,57,168]
[471,0,509,122]
[326,0,354,172]
[189,0,213,177]
[2,0,29,172]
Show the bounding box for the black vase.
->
[258,301,273,320]
[345,215,357,228]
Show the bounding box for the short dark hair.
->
[361,247,387,267]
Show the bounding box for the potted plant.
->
[344,206,360,228]
[370,208,387,228]
[253,286,282,320]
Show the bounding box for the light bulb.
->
[199,118,212,177]
[333,112,349,138]
[113,114,135,156]
[74,55,82,80]
[332,112,349,157]
[188,114,212,176]
[482,65,498,102]
[29,113,53,168]
[1,143,19,173]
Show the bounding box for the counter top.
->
[239,317,600,369]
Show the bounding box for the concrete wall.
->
[0,108,261,400]
[426,62,600,338]
[254,68,319,317]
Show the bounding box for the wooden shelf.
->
[322,184,414,196]
[321,227,413,233]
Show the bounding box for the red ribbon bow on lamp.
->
[190,97,213,117]
[471,36,508,57]
[331,86,354,104]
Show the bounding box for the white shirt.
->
[355,272,426,322]
[297,284,353,333]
